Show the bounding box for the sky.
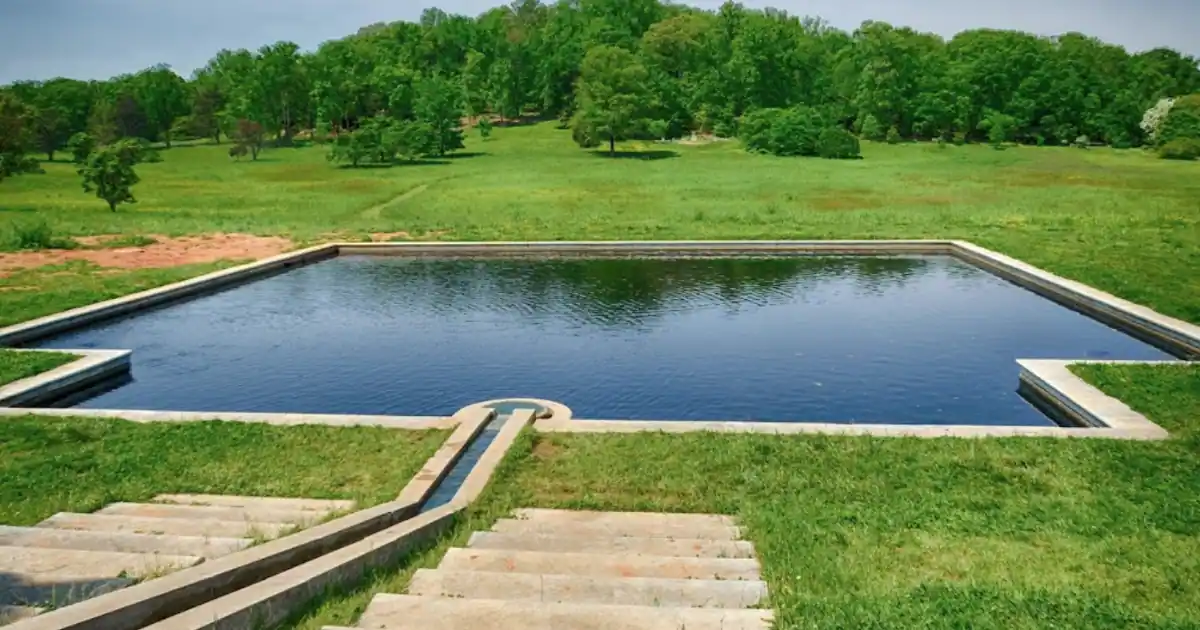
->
[1,0,1197,84]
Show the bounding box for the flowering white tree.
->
[1140,98,1175,144]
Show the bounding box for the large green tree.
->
[133,65,190,147]
[572,45,652,153]
[8,0,1200,151]
[0,93,43,181]
[414,74,466,156]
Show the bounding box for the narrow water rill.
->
[28,255,1172,426]
[421,400,549,512]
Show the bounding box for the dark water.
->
[33,255,1171,426]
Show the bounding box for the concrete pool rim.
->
[0,239,1194,440]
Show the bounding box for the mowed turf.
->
[0,349,76,386]
[283,364,1200,630]
[2,124,1199,628]
[1,123,1197,323]
[0,416,448,526]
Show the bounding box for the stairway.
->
[0,494,354,623]
[329,508,772,630]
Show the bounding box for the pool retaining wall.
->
[1,240,1194,440]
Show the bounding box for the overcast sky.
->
[1,0,1196,84]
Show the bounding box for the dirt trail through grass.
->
[361,183,431,219]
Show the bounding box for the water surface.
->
[34,256,1170,425]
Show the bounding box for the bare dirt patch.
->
[530,437,562,462]
[0,234,293,273]
[369,230,450,242]
[810,194,886,211]
[370,231,413,241]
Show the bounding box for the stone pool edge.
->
[0,239,1194,441]
[0,349,130,407]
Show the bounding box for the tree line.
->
[3,0,1200,166]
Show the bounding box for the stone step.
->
[438,548,760,581]
[0,546,201,581]
[408,569,768,608]
[0,605,43,625]
[152,494,355,513]
[467,531,756,558]
[0,577,130,610]
[39,513,291,539]
[95,502,325,525]
[350,594,772,630]
[514,508,735,529]
[492,512,741,541]
[0,526,249,559]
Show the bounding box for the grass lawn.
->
[0,350,77,386]
[0,123,1197,323]
[283,364,1200,630]
[0,416,448,526]
[0,261,236,327]
[2,124,1198,628]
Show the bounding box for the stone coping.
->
[5,406,493,630]
[1016,360,1174,438]
[0,244,337,347]
[2,240,1195,626]
[0,350,130,408]
[0,240,1194,439]
[0,406,457,430]
[529,395,1171,440]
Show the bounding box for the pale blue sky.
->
[1,0,1196,83]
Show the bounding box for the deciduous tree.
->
[0,93,42,182]
[414,75,465,156]
[79,139,145,211]
[233,119,266,160]
[572,45,650,154]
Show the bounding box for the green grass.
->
[2,124,1198,628]
[0,349,77,386]
[86,234,158,248]
[0,260,238,327]
[282,364,1200,630]
[0,416,449,526]
[2,124,1198,322]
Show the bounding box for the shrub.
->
[1,220,76,251]
[134,138,163,163]
[328,129,375,167]
[66,132,95,164]
[79,139,143,212]
[313,121,332,145]
[768,108,825,156]
[233,119,266,160]
[885,126,902,144]
[859,114,884,141]
[738,108,780,154]
[740,107,825,157]
[1141,97,1175,143]
[328,116,437,166]
[1158,94,1200,146]
[1158,138,1200,160]
[980,111,1016,148]
[816,127,862,159]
